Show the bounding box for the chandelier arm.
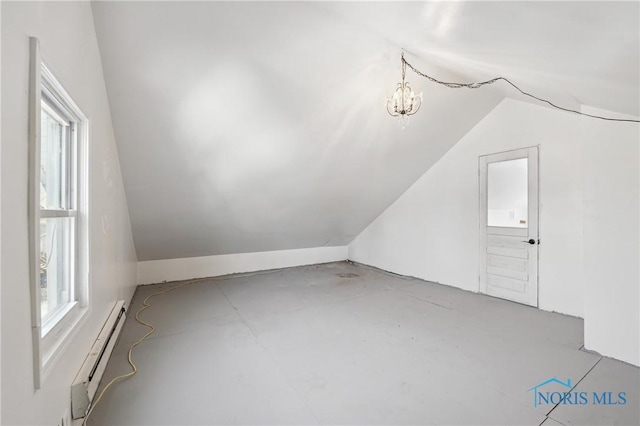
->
[386,101,400,117]
[406,97,421,116]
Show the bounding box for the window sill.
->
[41,304,89,382]
[42,301,78,337]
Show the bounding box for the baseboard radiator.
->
[71,300,126,420]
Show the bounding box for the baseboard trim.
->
[137,246,348,284]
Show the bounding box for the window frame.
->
[40,92,77,330]
[28,37,90,389]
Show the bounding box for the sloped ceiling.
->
[91,1,639,261]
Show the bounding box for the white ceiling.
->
[91,1,639,261]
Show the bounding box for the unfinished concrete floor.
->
[89,262,639,425]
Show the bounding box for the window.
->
[29,38,89,388]
[40,94,77,330]
[487,158,528,228]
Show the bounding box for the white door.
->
[479,147,539,307]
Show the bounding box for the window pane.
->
[40,217,75,325]
[40,107,69,210]
[487,158,528,228]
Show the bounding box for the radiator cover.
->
[71,300,126,420]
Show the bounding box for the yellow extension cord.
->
[82,267,286,425]
[82,277,204,425]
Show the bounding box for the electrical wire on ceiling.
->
[400,52,640,123]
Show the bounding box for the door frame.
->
[479,146,539,307]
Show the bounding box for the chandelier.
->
[385,51,639,126]
[386,51,423,129]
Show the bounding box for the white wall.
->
[91,1,506,262]
[1,2,138,424]
[581,106,639,366]
[138,246,348,284]
[0,1,3,420]
[349,98,640,366]
[349,98,586,318]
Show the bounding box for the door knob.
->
[522,239,536,245]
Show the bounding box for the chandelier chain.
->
[401,56,639,123]
[401,52,406,82]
